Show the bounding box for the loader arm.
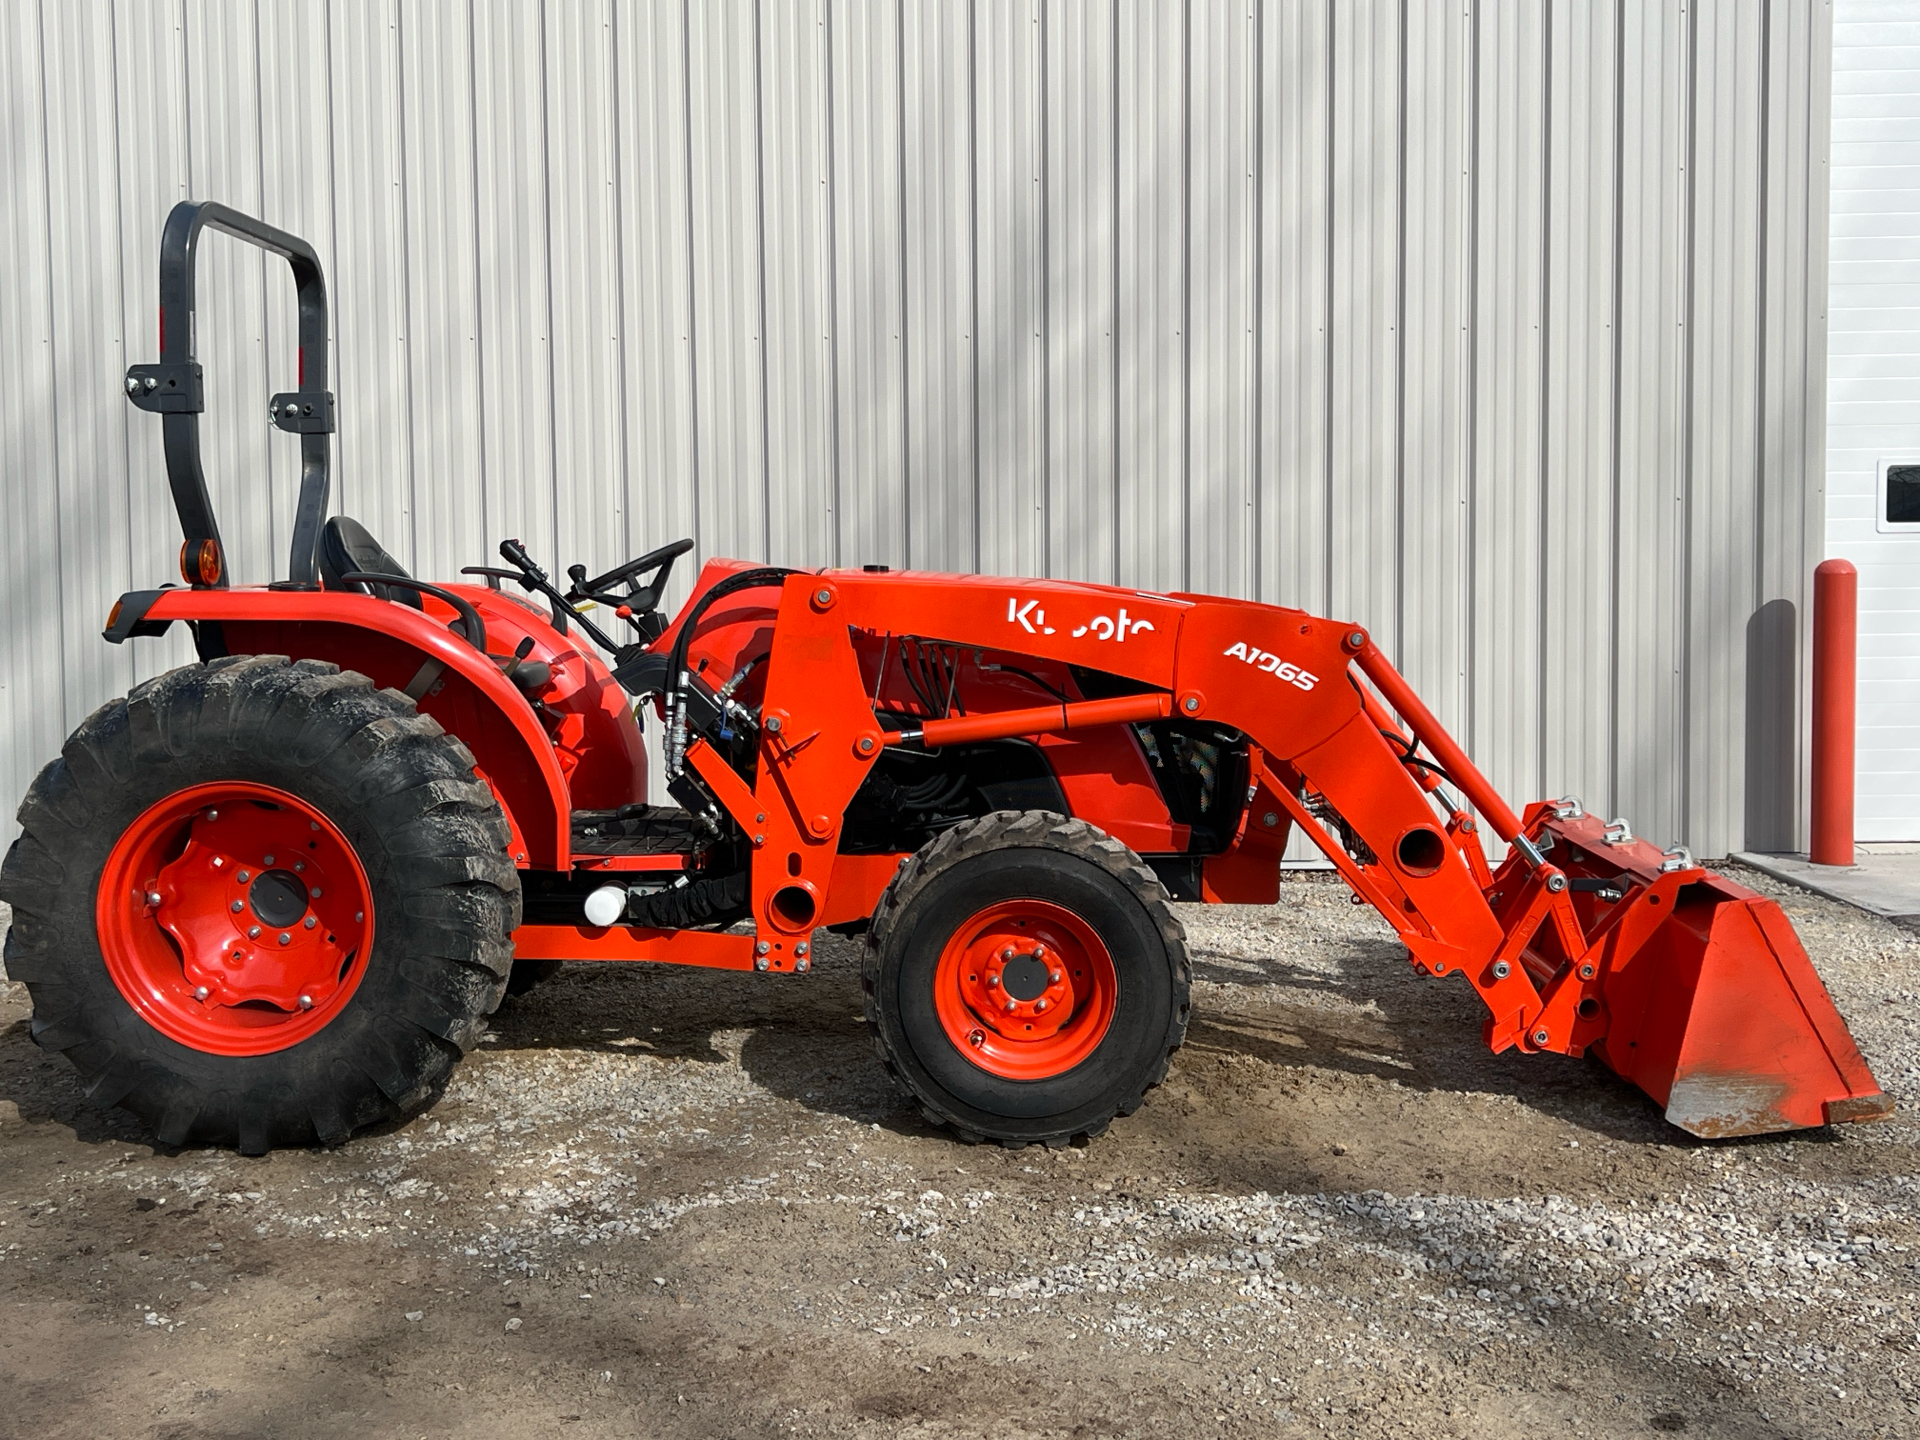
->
[696,571,1888,1138]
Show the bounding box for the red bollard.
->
[1810,558,1858,867]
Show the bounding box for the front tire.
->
[0,656,520,1153]
[862,812,1190,1148]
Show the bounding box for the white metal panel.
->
[1187,0,1256,602]
[471,0,555,566]
[1396,0,1470,739]
[1114,0,1186,594]
[1611,0,1690,853]
[1683,0,1767,855]
[1747,0,1830,852]
[1467,1,1547,823]
[544,1,627,583]
[0,0,1843,865]
[973,0,1046,581]
[1043,0,1116,585]
[398,0,487,580]
[112,0,197,689]
[1540,0,1618,828]
[1828,2,1920,840]
[183,0,277,585]
[1,2,67,811]
[257,0,336,587]
[901,0,976,573]
[760,0,836,571]
[327,1,414,564]
[1255,0,1330,616]
[614,0,700,607]
[827,0,907,569]
[1327,0,1400,648]
[687,0,767,563]
[43,0,137,732]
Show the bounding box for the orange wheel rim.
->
[933,899,1117,1080]
[96,782,374,1057]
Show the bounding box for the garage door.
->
[1828,4,1920,841]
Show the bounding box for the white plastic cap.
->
[583,884,627,928]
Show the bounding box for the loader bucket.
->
[1540,814,1892,1138]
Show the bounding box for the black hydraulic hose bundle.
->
[662,567,796,776]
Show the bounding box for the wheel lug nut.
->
[1001,948,1014,961]
[278,933,291,946]
[193,986,209,1001]
[298,994,313,1009]
[146,891,162,906]
[354,911,364,923]
[309,821,320,831]
[207,810,219,821]
[263,854,274,865]
[1034,998,1049,1013]
[1049,969,1062,984]
[985,974,999,989]
[304,916,317,930]
[1003,1000,1017,1013]
[294,861,305,872]
[248,926,261,938]
[231,900,243,913]
[311,887,322,898]
[237,870,250,883]
[967,1029,985,1048]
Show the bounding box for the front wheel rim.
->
[932,899,1117,1080]
[96,782,375,1057]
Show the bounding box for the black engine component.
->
[1133,720,1249,854]
[839,737,1069,854]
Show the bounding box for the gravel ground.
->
[2,866,1917,1438]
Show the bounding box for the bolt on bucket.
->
[1538,812,1892,1138]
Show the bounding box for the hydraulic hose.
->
[662,567,796,776]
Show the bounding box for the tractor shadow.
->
[473,891,1726,1154]
[0,1013,155,1148]
[480,940,920,1134]
[1176,934,1686,1145]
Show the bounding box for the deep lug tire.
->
[862,811,1191,1148]
[0,656,521,1153]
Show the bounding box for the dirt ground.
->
[3,866,1918,1439]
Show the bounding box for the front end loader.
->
[0,202,1889,1153]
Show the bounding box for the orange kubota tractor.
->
[2,203,1891,1154]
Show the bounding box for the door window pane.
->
[1888,464,1920,525]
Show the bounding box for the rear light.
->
[180,538,222,586]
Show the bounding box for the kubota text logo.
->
[1008,598,1155,643]
[1224,641,1318,691]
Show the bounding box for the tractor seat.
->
[318,515,422,609]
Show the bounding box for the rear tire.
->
[0,656,520,1153]
[862,811,1190,1148]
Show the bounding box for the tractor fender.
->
[116,586,571,868]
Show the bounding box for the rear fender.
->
[119,587,571,868]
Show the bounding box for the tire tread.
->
[861,810,1191,1149]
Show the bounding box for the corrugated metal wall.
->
[0,0,1832,860]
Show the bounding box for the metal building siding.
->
[1043,0,1117,585]
[0,0,1834,861]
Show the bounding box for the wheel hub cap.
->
[98,782,375,1056]
[933,900,1117,1080]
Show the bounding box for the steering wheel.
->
[566,537,696,616]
